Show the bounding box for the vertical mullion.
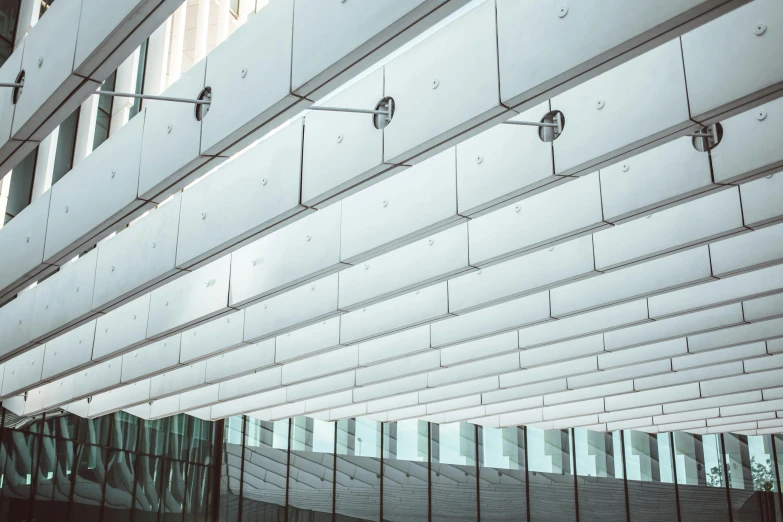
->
[332,421,337,522]
[380,422,385,522]
[669,432,682,522]
[475,424,480,522]
[771,435,783,520]
[619,431,630,522]
[66,417,82,522]
[428,422,432,522]
[285,418,292,522]
[572,428,580,522]
[211,419,225,522]
[524,426,530,522]
[129,419,142,522]
[27,414,46,522]
[237,415,247,521]
[720,433,734,522]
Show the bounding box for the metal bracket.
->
[0,82,23,88]
[690,123,719,140]
[503,111,563,138]
[95,90,211,105]
[310,101,394,124]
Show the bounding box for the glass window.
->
[39,0,54,18]
[287,417,335,520]
[4,147,37,224]
[30,436,73,522]
[724,433,779,521]
[383,420,429,521]
[479,425,527,520]
[0,0,18,66]
[93,71,116,151]
[51,109,80,185]
[623,430,678,521]
[184,463,211,522]
[70,444,107,522]
[674,432,731,522]
[240,417,288,519]
[77,415,111,447]
[110,411,140,451]
[574,428,626,522]
[167,414,191,461]
[129,39,148,120]
[139,417,169,456]
[230,0,240,18]
[527,427,577,522]
[431,422,478,521]
[0,430,40,522]
[335,418,381,521]
[102,450,135,522]
[133,455,164,522]
[162,459,187,521]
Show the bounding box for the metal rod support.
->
[502,120,559,128]
[309,105,390,116]
[0,82,23,88]
[95,90,211,105]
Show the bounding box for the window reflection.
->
[383,420,429,521]
[32,436,74,522]
[335,418,381,521]
[479,426,527,520]
[724,433,779,521]
[574,428,626,522]
[239,417,288,519]
[431,422,478,521]
[288,417,335,519]
[623,430,677,521]
[674,432,730,522]
[527,427,576,522]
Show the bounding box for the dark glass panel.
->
[0,430,39,522]
[382,420,429,522]
[575,429,626,522]
[674,432,731,522]
[70,444,106,522]
[30,436,73,522]
[623,430,678,521]
[93,71,116,150]
[162,459,188,521]
[0,0,18,66]
[129,40,148,119]
[110,410,140,451]
[4,147,36,222]
[335,418,381,522]
[220,416,243,522]
[185,463,211,522]
[168,414,191,461]
[287,416,335,520]
[140,417,170,456]
[527,427,576,522]
[479,425,527,521]
[431,422,477,522]
[725,433,779,522]
[51,109,80,185]
[133,455,164,522]
[240,417,289,521]
[77,415,111,447]
[42,413,79,440]
[190,416,215,464]
[102,449,135,522]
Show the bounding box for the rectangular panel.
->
[687,317,783,352]
[665,391,760,414]
[305,390,353,413]
[456,101,557,216]
[604,303,744,351]
[0,40,24,164]
[149,360,206,399]
[440,331,518,366]
[339,282,449,344]
[229,203,342,307]
[179,384,219,411]
[740,172,783,228]
[88,380,150,418]
[598,338,687,370]
[682,0,783,121]
[210,388,287,419]
[543,398,605,421]
[358,325,430,366]
[426,395,482,415]
[420,376,500,404]
[720,398,783,417]
[428,352,519,387]
[340,150,459,263]
[743,353,783,373]
[37,376,75,412]
[518,299,649,349]
[339,223,469,310]
[280,345,358,385]
[484,394,543,416]
[519,334,604,368]
[179,309,245,364]
[275,316,341,363]
[121,334,181,383]
[0,191,51,300]
[552,246,712,317]
[634,361,743,390]
[382,0,502,164]
[146,255,231,339]
[744,294,783,322]
[73,356,122,398]
[243,273,339,342]
[41,320,96,380]
[499,356,598,388]
[44,112,148,265]
[481,378,567,405]
[568,359,672,389]
[138,61,210,201]
[600,138,714,222]
[0,345,44,396]
[700,369,783,396]
[711,97,783,183]
[352,373,428,403]
[709,223,783,277]
[367,392,419,414]
[551,39,690,175]
[593,187,745,270]
[599,405,664,423]
[672,342,767,370]
[468,173,605,266]
[30,248,98,341]
[201,0,298,155]
[356,351,440,386]
[0,287,37,359]
[178,119,306,268]
[649,264,783,318]
[431,291,550,347]
[92,193,181,310]
[604,383,701,411]
[217,367,283,401]
[545,381,634,406]
[93,294,150,361]
[286,371,356,402]
[204,340,276,383]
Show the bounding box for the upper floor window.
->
[230,0,239,19]
[129,39,148,119]
[39,0,53,18]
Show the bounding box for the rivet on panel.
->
[37,56,43,67]
[167,124,173,133]
[65,206,69,213]
[226,318,230,323]
[475,155,483,164]
[261,178,267,185]
[382,199,388,207]
[18,319,22,324]
[428,239,434,246]
[310,285,315,291]
[306,234,311,241]
[416,290,420,295]
[202,212,207,220]
[263,303,267,309]
[755,23,767,36]
[337,133,343,143]
[478,270,482,275]
[240,68,248,78]
[165,301,169,306]
[364,264,369,270]
[54,350,57,354]
[105,328,108,333]
[111,169,116,178]
[75,287,79,292]
[133,314,137,320]
[152,241,156,248]
[135,353,138,358]
[757,109,767,121]
[25,236,29,243]
[595,99,605,110]
[431,78,439,89]
[515,205,521,213]
[621,162,629,172]
[557,5,568,18]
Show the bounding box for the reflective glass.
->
[93,71,116,150]
[110,411,140,451]
[30,436,73,522]
[102,450,135,522]
[42,414,79,440]
[240,417,288,520]
[129,40,148,119]
[140,417,169,456]
[185,463,211,522]
[674,432,730,521]
[431,422,478,522]
[287,416,335,519]
[51,109,80,185]
[335,418,381,521]
[77,415,111,447]
[70,444,106,522]
[190,417,215,464]
[162,459,187,521]
[168,414,192,461]
[0,430,39,522]
[133,455,164,522]
[479,425,527,521]
[574,428,626,522]
[623,430,677,521]
[220,417,243,522]
[725,433,779,521]
[383,420,429,521]
[4,148,36,223]
[527,427,576,522]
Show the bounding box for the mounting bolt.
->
[755,22,767,36]
[475,155,483,164]
[37,56,43,67]
[595,99,605,110]
[306,234,311,241]
[240,68,247,78]
[201,212,207,220]
[515,204,521,213]
[133,314,136,319]
[111,169,116,178]
[337,133,343,143]
[428,239,434,246]
[621,162,630,172]
[111,265,115,272]
[310,285,315,291]
[167,124,172,134]
[431,78,440,89]
[364,264,369,270]
[261,177,267,185]
[65,206,69,213]
[757,109,767,121]
[25,236,29,243]
[382,199,388,207]
[152,241,156,248]
[558,4,568,17]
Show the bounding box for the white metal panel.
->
[229,203,343,307]
[593,188,745,271]
[600,138,714,222]
[426,395,482,415]
[663,391,762,414]
[204,340,275,383]
[769,339,783,354]
[498,408,544,428]
[217,366,282,401]
[92,193,181,311]
[88,380,151,417]
[275,317,341,363]
[552,247,712,317]
[201,0,298,155]
[30,248,98,341]
[519,334,604,368]
[149,396,182,419]
[44,112,148,265]
[543,398,605,421]
[598,338,687,370]
[551,39,690,175]
[743,294,783,322]
[673,342,767,370]
[649,264,783,318]
[178,120,306,269]
[545,381,634,406]
[427,352,519,387]
[568,359,673,389]
[286,371,356,402]
[449,234,595,314]
[484,395,543,416]
[146,255,231,339]
[682,0,783,121]
[468,173,605,266]
[0,287,37,360]
[709,223,783,277]
[439,332,518,366]
[653,408,721,426]
[711,97,783,183]
[242,274,339,342]
[367,392,419,414]
[720,398,783,417]
[340,151,459,263]
[518,299,649,349]
[209,388,287,419]
[456,102,557,216]
[744,353,783,373]
[38,375,76,411]
[352,374,428,402]
[600,406,664,424]
[356,351,440,386]
[281,345,358,385]
[500,356,598,388]
[700,369,783,396]
[41,320,96,380]
[302,69,389,207]
[339,223,469,310]
[687,317,783,352]
[179,310,245,364]
[357,325,430,366]
[179,384,219,411]
[605,303,744,351]
[1,344,44,396]
[420,376,499,404]
[740,172,783,228]
[383,0,502,164]
[138,60,210,201]
[92,294,150,361]
[0,40,24,164]
[305,390,353,414]
[149,361,206,399]
[482,378,567,405]
[340,283,449,344]
[11,0,84,140]
[73,356,122,398]
[431,291,550,347]
[0,191,51,300]
[635,361,743,390]
[604,383,701,411]
[121,334,181,383]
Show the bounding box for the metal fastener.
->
[133,314,136,319]
[105,328,108,333]
[76,286,79,292]
[515,204,521,213]
[165,301,169,306]
[111,265,115,272]
[475,155,483,164]
[757,109,767,121]
[37,56,43,67]
[306,234,311,241]
[226,318,230,323]
[18,319,21,324]
[755,22,767,36]
[364,264,369,270]
[25,236,29,243]
[152,241,156,248]
[428,239,434,246]
[596,99,605,110]
[621,162,630,172]
[382,199,388,207]
[111,169,116,178]
[478,270,482,275]
[65,206,69,213]
[202,212,207,220]
[431,78,440,89]
[240,67,247,78]
[310,285,315,291]
[557,4,568,18]
[337,133,343,143]
[263,303,267,309]
[167,124,173,133]
[261,177,267,185]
